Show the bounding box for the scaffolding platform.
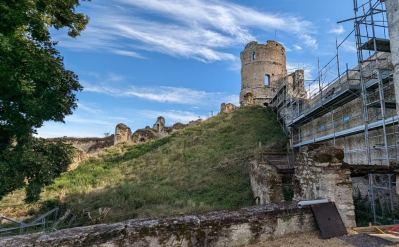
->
[360,38,391,52]
[350,164,399,177]
[287,85,361,127]
[367,100,396,109]
[293,116,398,148]
[364,70,393,89]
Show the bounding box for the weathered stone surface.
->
[294,147,356,228]
[114,123,132,145]
[240,40,287,106]
[116,116,197,146]
[308,146,344,163]
[249,160,284,205]
[132,129,158,144]
[220,103,237,113]
[0,203,315,247]
[152,116,166,133]
[172,122,187,130]
[188,119,202,126]
[56,135,114,155]
[386,0,399,118]
[69,147,88,171]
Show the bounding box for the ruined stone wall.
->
[240,41,287,106]
[132,128,158,144]
[272,69,307,124]
[386,0,399,116]
[220,103,237,113]
[0,203,315,247]
[116,117,201,146]
[249,160,284,205]
[293,146,356,227]
[153,116,166,135]
[59,136,114,154]
[114,123,132,145]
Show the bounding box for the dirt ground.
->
[244,232,356,247]
[243,231,399,247]
[245,232,399,247]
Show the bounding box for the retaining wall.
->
[0,203,314,247]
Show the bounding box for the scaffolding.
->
[352,0,395,225]
[272,0,397,224]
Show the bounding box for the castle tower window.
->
[265,74,270,86]
[253,52,256,60]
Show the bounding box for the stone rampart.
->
[0,203,314,247]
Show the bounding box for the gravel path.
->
[245,231,356,247]
[244,231,399,247]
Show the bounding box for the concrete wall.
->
[293,146,356,227]
[0,203,315,247]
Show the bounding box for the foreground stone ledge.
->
[0,202,314,247]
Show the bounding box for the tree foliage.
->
[0,0,90,202]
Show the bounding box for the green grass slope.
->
[0,106,287,226]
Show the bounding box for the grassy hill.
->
[0,106,287,227]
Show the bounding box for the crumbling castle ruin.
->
[114,116,202,146]
[3,1,399,246]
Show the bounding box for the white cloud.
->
[110,49,146,59]
[287,62,315,82]
[81,80,120,94]
[139,110,203,124]
[328,25,345,35]
[65,115,115,127]
[293,45,302,51]
[77,103,106,114]
[108,73,125,82]
[300,34,318,49]
[81,81,236,107]
[341,43,357,53]
[55,0,315,63]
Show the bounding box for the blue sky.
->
[37,0,362,138]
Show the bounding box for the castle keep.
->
[240,41,287,106]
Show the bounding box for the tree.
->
[0,0,91,202]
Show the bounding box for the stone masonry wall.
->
[220,103,237,113]
[240,40,287,106]
[386,0,399,116]
[0,203,315,247]
[293,146,356,227]
[249,160,284,205]
[114,123,132,145]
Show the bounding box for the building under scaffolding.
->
[271,0,397,224]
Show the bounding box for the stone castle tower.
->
[240,40,287,106]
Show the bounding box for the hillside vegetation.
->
[0,106,287,227]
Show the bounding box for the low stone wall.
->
[293,146,356,227]
[0,203,315,247]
